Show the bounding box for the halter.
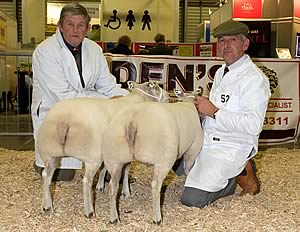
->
[135,87,163,101]
[185,95,195,99]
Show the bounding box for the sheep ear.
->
[154,81,160,89]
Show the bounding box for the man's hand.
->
[194,96,218,118]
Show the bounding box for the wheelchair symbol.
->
[104,9,121,30]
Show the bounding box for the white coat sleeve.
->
[93,52,129,98]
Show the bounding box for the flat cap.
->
[212,20,249,38]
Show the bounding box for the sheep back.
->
[37,98,110,163]
[103,101,203,165]
[37,82,169,164]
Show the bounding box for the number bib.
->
[214,91,240,112]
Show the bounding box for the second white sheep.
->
[102,97,203,224]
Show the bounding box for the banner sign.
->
[242,20,271,58]
[294,0,300,18]
[105,54,300,145]
[233,0,262,19]
[45,24,57,37]
[195,43,217,57]
[255,60,300,144]
[84,4,99,18]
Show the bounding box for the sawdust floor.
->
[0,148,299,232]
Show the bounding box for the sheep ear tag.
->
[196,86,203,96]
[174,89,184,98]
[127,81,135,90]
[147,82,155,88]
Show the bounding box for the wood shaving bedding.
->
[0,148,299,232]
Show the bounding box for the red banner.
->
[233,0,262,19]
[294,0,300,18]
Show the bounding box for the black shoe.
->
[33,162,75,181]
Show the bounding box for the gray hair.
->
[58,3,91,26]
[238,34,249,42]
[219,34,247,42]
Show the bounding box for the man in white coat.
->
[180,20,271,207]
[31,3,129,181]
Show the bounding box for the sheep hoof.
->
[109,219,119,224]
[96,187,105,193]
[84,212,94,218]
[153,219,162,225]
[129,177,136,183]
[120,193,131,200]
[43,207,51,212]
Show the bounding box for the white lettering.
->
[242,3,254,11]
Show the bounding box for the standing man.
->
[31,3,128,181]
[179,20,271,207]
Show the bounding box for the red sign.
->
[233,0,262,19]
[294,0,300,18]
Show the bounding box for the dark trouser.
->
[172,158,238,208]
[181,177,237,208]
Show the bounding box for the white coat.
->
[185,55,271,192]
[31,28,129,169]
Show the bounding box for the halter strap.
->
[135,87,163,101]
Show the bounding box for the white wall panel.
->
[101,0,179,42]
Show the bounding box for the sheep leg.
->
[108,163,123,224]
[83,161,100,218]
[121,163,131,198]
[42,158,56,213]
[183,143,201,175]
[96,162,106,192]
[151,164,171,225]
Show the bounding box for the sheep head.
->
[173,87,203,102]
[129,81,170,102]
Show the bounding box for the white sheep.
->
[102,96,203,224]
[37,82,170,218]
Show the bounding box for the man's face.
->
[59,15,90,47]
[217,35,250,66]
